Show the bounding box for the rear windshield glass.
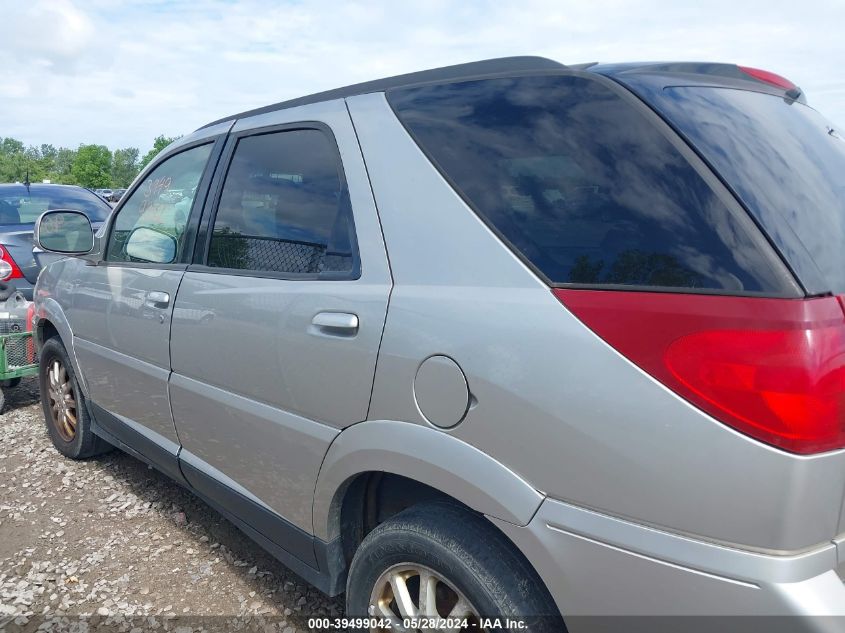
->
[388,75,790,293]
[652,87,845,294]
[0,186,112,225]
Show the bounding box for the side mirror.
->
[35,210,94,254]
[125,226,177,264]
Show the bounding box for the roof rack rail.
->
[198,55,567,130]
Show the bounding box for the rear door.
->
[67,138,222,475]
[169,99,391,549]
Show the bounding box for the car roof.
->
[198,56,568,129]
[198,57,808,132]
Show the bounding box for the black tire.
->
[346,501,563,632]
[0,388,5,414]
[0,377,21,388]
[39,336,112,459]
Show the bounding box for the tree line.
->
[0,135,180,189]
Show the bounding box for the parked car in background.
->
[31,57,845,629]
[0,183,112,299]
[109,189,127,202]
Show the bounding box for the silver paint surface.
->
[346,91,845,553]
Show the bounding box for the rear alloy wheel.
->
[369,563,482,629]
[39,336,112,459]
[347,502,563,633]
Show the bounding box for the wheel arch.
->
[34,298,89,397]
[312,419,545,542]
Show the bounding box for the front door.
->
[68,141,217,467]
[169,102,392,555]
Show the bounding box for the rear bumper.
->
[491,497,845,628]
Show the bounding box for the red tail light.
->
[738,65,797,91]
[0,245,24,281]
[553,289,845,455]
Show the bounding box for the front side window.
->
[206,129,356,276]
[106,144,212,263]
[389,75,790,293]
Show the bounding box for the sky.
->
[0,0,843,154]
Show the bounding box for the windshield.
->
[0,185,112,226]
[654,87,845,294]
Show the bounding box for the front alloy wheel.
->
[39,336,112,459]
[46,358,77,441]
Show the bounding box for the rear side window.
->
[389,75,790,293]
[207,129,357,277]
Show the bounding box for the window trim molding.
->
[190,121,362,282]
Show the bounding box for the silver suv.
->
[33,57,845,629]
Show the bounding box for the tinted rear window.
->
[389,75,791,293]
[647,87,845,294]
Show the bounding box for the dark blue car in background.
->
[0,183,112,299]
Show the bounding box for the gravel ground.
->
[0,378,344,632]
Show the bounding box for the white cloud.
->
[1,0,98,73]
[0,0,842,153]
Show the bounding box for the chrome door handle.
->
[311,312,359,334]
[146,291,170,308]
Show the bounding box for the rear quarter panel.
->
[346,91,845,552]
